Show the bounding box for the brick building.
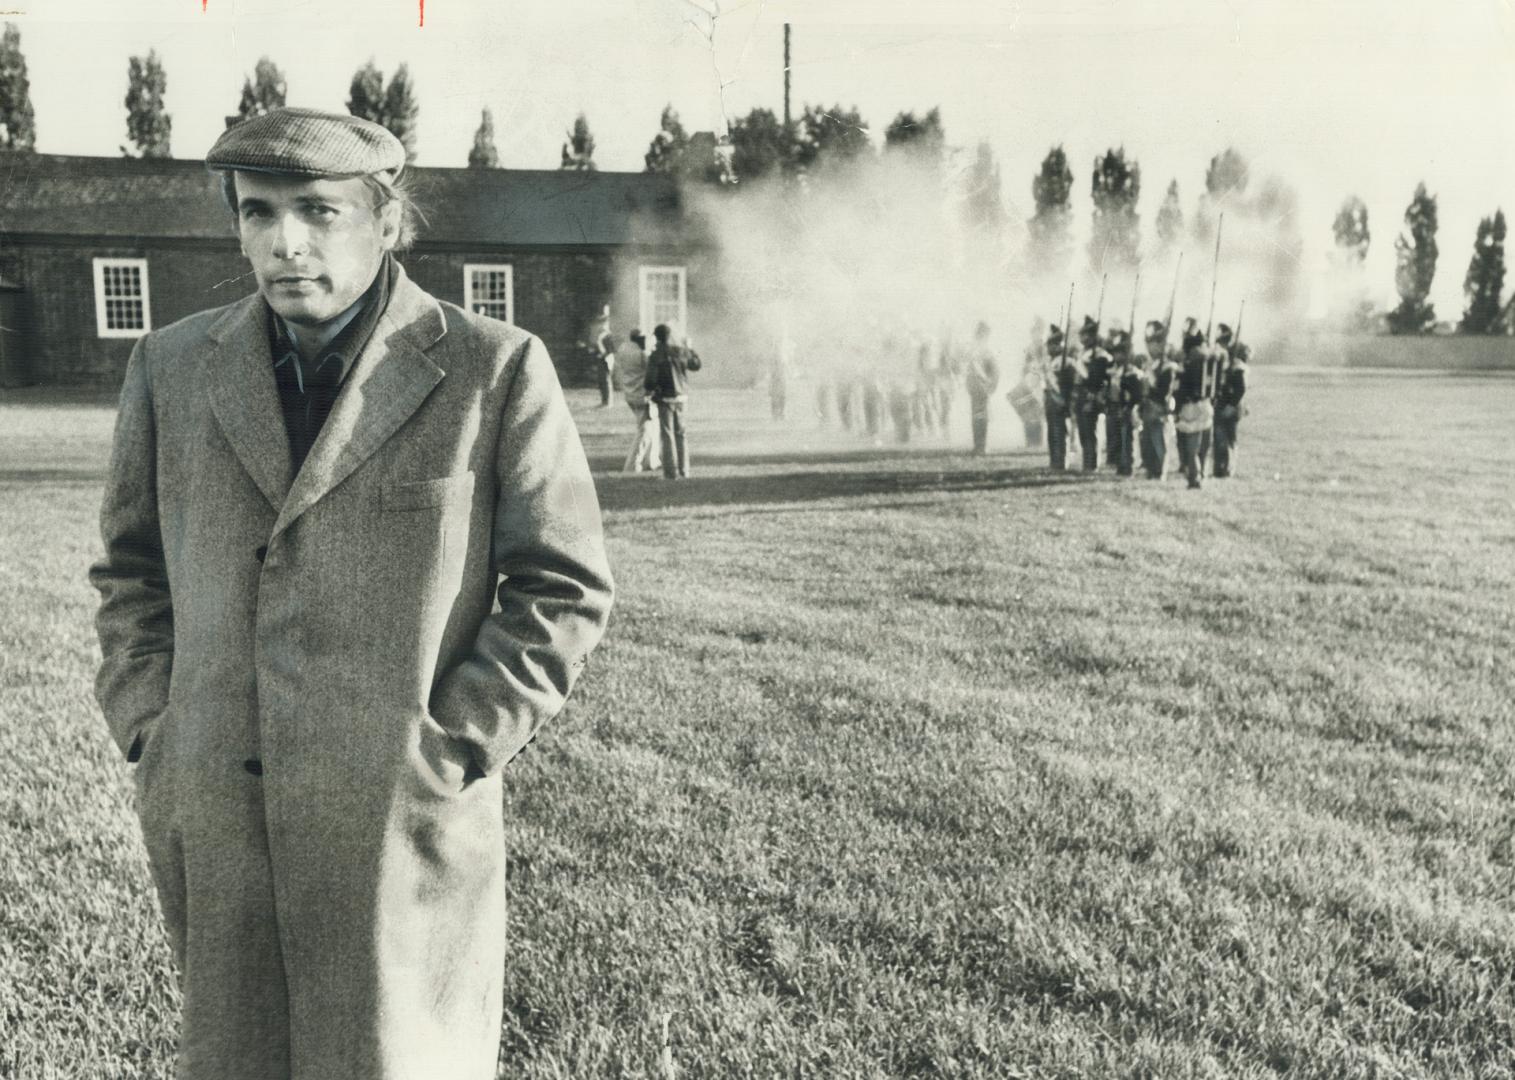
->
[0,152,716,388]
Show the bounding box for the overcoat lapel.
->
[207,297,294,511]
[270,268,448,540]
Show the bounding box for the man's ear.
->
[378,200,402,251]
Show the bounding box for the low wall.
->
[1299,332,1515,371]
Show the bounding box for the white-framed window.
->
[464,264,514,324]
[92,258,151,338]
[638,265,687,337]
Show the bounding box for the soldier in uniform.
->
[834,369,856,432]
[963,320,1000,455]
[1173,318,1216,489]
[1136,319,1179,479]
[1213,339,1249,477]
[1108,328,1143,477]
[1041,324,1077,470]
[1008,319,1047,450]
[1103,323,1125,467]
[1201,323,1232,477]
[861,370,885,442]
[1074,316,1112,472]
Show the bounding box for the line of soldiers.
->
[1026,315,1249,488]
[817,329,981,448]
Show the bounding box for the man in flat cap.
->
[89,108,614,1079]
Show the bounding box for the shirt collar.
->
[267,254,395,385]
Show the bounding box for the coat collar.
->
[206,261,447,535]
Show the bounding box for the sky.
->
[8,0,1515,322]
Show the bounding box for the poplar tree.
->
[962,141,1006,232]
[1330,195,1373,330]
[345,60,419,163]
[1387,182,1439,334]
[1155,179,1183,251]
[560,113,596,171]
[1460,209,1506,334]
[123,49,171,158]
[235,56,287,122]
[0,23,36,151]
[382,65,420,163]
[1331,196,1370,263]
[1028,145,1074,271]
[468,108,499,168]
[1088,146,1140,270]
[1193,146,1249,241]
[644,105,688,174]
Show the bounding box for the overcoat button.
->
[243,758,264,776]
[255,545,268,563]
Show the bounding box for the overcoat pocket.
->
[411,713,478,798]
[382,472,476,512]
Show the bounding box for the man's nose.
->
[270,214,311,259]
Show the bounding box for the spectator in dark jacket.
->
[644,323,703,479]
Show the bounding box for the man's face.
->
[234,172,397,326]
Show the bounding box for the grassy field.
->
[2,369,1513,1078]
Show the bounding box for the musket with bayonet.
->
[1161,252,1183,356]
[1092,272,1109,344]
[1088,273,1110,412]
[1062,282,1076,367]
[1204,213,1225,401]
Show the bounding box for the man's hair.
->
[217,169,421,254]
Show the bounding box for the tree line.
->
[0,24,1505,336]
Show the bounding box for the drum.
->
[1007,384,1041,423]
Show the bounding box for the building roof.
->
[0,152,687,248]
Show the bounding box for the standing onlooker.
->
[594,314,615,407]
[616,329,660,473]
[645,323,702,479]
[964,320,1000,455]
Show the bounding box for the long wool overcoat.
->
[90,265,614,1079]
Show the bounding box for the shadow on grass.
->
[0,468,105,483]
[595,463,1094,512]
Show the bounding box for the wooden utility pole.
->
[783,23,792,133]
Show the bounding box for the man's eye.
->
[306,205,338,219]
[241,207,270,221]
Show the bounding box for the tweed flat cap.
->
[206,107,405,178]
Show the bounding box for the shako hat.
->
[1079,315,1100,338]
[1144,319,1166,341]
[1216,322,1234,345]
[1181,317,1205,351]
[206,107,406,178]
